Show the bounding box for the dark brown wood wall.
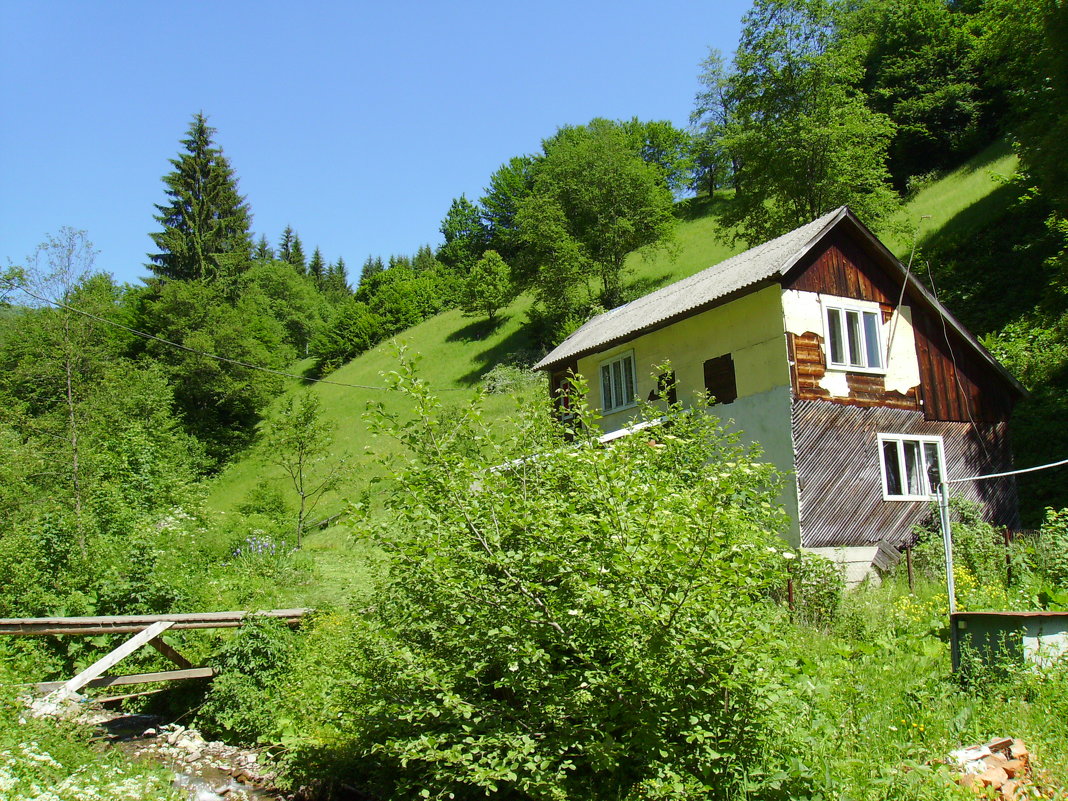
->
[782,228,1016,424]
[550,361,578,414]
[793,400,1020,548]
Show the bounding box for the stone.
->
[1002,758,1027,779]
[1010,739,1028,759]
[979,766,1009,788]
[999,779,1020,801]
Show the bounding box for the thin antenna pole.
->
[886,216,930,364]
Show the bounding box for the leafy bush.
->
[197,618,297,744]
[481,363,543,395]
[789,551,844,627]
[326,359,806,800]
[912,496,1006,589]
[1036,507,1068,588]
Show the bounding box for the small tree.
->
[259,392,344,547]
[459,249,513,323]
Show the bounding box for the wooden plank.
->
[149,636,193,669]
[36,667,215,693]
[95,687,169,705]
[0,608,308,636]
[50,621,173,701]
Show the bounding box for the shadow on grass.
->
[917,183,1057,333]
[445,316,507,345]
[674,192,733,223]
[455,318,541,387]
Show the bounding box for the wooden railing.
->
[1,609,308,700]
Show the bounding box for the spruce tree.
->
[148,113,252,282]
[325,257,350,296]
[289,234,307,274]
[278,225,296,264]
[308,246,326,288]
[254,234,274,261]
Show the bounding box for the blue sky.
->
[1,1,749,286]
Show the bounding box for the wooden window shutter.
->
[649,371,678,404]
[703,354,737,405]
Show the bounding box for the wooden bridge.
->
[0,609,307,702]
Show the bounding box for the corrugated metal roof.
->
[535,206,849,370]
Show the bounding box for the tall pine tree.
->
[149,113,252,282]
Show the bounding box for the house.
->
[534,206,1025,582]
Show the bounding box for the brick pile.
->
[950,737,1038,800]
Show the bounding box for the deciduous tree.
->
[721,0,898,241]
[460,249,514,323]
[519,119,676,309]
[260,392,345,546]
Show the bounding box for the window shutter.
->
[703,354,737,405]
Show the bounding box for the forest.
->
[1,0,1068,799]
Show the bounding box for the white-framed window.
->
[599,351,637,413]
[878,434,945,500]
[824,300,884,372]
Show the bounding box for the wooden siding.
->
[912,312,1014,423]
[783,227,1017,424]
[793,400,1019,549]
[787,329,921,410]
[784,228,899,303]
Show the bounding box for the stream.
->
[101,712,285,801]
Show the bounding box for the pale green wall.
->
[710,385,800,547]
[576,283,791,431]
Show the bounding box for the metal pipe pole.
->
[939,480,956,615]
[939,480,962,671]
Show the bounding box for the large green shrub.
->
[327,360,804,800]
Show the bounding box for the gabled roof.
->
[535,206,848,371]
[534,206,1026,397]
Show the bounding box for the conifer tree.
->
[308,247,326,288]
[254,234,274,261]
[278,226,296,264]
[289,235,307,274]
[324,258,351,296]
[148,113,252,282]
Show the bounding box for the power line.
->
[15,287,470,393]
[950,456,1068,484]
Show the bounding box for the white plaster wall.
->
[884,304,921,395]
[805,546,881,587]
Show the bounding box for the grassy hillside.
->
[206,195,748,521]
[206,147,1022,607]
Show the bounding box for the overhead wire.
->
[14,286,471,393]
[924,260,994,462]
